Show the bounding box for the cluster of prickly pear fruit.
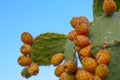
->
[17,32,39,78]
[69,16,110,80]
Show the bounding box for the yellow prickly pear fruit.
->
[28,63,39,75]
[82,57,97,73]
[55,65,65,77]
[51,53,64,66]
[95,64,109,79]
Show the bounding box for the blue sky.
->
[0,0,93,80]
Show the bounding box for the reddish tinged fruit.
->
[75,46,81,52]
[82,57,97,73]
[55,65,65,77]
[28,63,39,75]
[79,45,91,59]
[75,23,90,36]
[51,53,64,66]
[68,30,77,41]
[96,49,111,65]
[95,64,109,79]
[21,32,34,45]
[73,35,90,48]
[76,68,93,80]
[89,75,102,80]
[18,55,31,66]
[70,16,89,28]
[103,0,116,15]
[60,72,75,80]
[63,61,77,74]
[20,44,32,56]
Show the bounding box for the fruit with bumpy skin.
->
[20,44,32,56]
[76,68,93,80]
[21,32,34,45]
[55,65,65,77]
[103,0,116,15]
[70,16,89,28]
[75,46,81,52]
[75,23,90,36]
[79,45,91,59]
[59,72,75,80]
[51,53,64,66]
[18,55,31,66]
[95,64,109,79]
[82,57,97,73]
[28,63,39,75]
[68,30,77,41]
[89,75,102,80]
[21,67,31,78]
[96,49,111,65]
[73,35,90,48]
[63,61,77,74]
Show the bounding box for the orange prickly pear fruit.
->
[95,64,109,79]
[51,53,64,66]
[76,68,93,80]
[75,23,90,36]
[89,75,102,80]
[79,45,91,59]
[96,49,111,65]
[70,16,89,28]
[82,57,97,73]
[17,55,31,66]
[20,44,32,56]
[21,32,34,45]
[75,46,81,53]
[73,35,90,48]
[68,30,77,41]
[63,61,77,74]
[28,63,39,75]
[103,0,116,15]
[55,65,65,77]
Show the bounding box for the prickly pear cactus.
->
[89,0,120,80]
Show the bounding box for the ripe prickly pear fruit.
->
[68,30,77,41]
[70,16,89,28]
[95,64,109,79]
[21,32,34,45]
[63,61,77,74]
[82,57,97,73]
[28,63,39,75]
[20,44,32,56]
[75,23,90,36]
[79,45,91,59]
[96,49,111,65]
[103,0,116,15]
[76,68,93,80]
[55,65,65,77]
[75,46,81,52]
[51,53,64,66]
[73,35,90,48]
[17,55,31,66]
[59,72,75,80]
[89,75,102,80]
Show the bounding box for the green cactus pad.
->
[89,12,120,80]
[64,39,77,63]
[93,0,120,18]
[30,33,67,66]
[89,12,120,52]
